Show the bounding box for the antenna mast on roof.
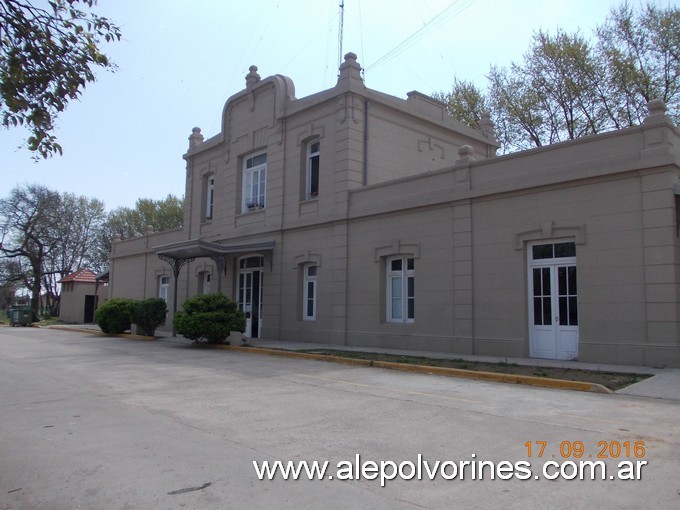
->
[337,0,345,72]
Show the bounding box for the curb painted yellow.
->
[371,360,612,394]
[115,333,157,341]
[196,344,613,394]
[197,344,374,367]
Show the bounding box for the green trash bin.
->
[10,306,33,327]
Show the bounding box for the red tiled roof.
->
[59,268,97,283]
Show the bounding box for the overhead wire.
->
[364,0,474,74]
[207,0,280,135]
[420,0,462,88]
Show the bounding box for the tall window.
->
[203,272,211,294]
[387,257,414,323]
[206,177,214,220]
[306,140,320,199]
[159,275,170,302]
[303,264,317,321]
[243,153,267,212]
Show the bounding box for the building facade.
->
[109,53,680,367]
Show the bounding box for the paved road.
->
[1,328,679,509]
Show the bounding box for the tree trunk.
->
[30,275,41,317]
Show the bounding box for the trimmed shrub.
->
[131,298,167,337]
[173,293,246,343]
[95,298,136,334]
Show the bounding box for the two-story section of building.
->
[109,53,680,368]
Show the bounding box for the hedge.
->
[173,293,246,343]
[95,298,136,334]
[130,298,167,336]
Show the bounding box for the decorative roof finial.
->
[246,65,261,88]
[458,145,476,160]
[188,127,204,148]
[336,52,364,90]
[644,98,668,124]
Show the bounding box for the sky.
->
[1,0,667,211]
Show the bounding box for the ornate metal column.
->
[158,254,195,336]
[209,253,229,294]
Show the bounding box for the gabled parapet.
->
[183,65,297,160]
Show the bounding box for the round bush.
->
[95,298,136,334]
[131,298,167,336]
[173,293,246,343]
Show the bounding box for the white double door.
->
[528,242,579,360]
[238,268,263,338]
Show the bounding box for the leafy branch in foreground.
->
[0,0,121,157]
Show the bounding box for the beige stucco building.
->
[108,53,680,367]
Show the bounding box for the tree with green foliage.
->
[0,184,106,316]
[0,184,61,315]
[0,0,121,158]
[432,79,490,131]
[596,2,680,128]
[435,2,679,153]
[42,192,106,314]
[99,194,184,256]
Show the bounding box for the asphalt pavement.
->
[48,323,680,401]
[1,326,679,509]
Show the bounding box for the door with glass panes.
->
[238,256,264,338]
[528,241,578,360]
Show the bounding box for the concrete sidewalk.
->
[47,324,679,401]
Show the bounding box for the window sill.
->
[243,206,266,214]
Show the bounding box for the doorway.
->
[528,241,578,360]
[83,295,96,323]
[238,256,264,338]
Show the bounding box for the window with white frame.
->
[387,257,414,323]
[206,176,214,220]
[243,153,267,212]
[306,139,320,199]
[303,264,317,320]
[159,275,170,302]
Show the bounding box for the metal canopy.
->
[154,239,275,260]
[154,238,275,336]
